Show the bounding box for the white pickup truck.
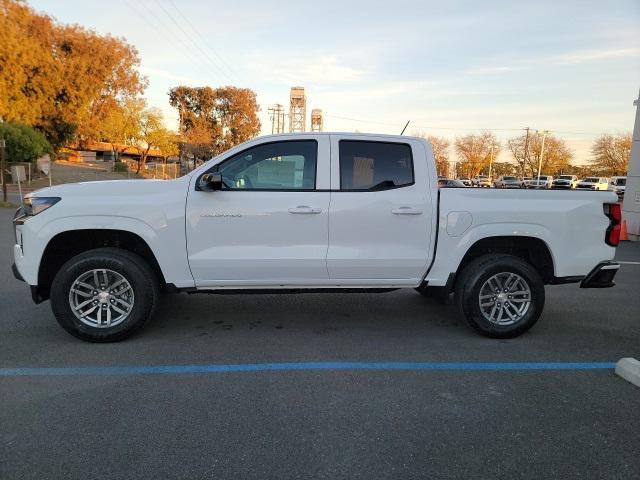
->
[12,133,622,342]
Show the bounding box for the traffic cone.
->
[620,220,629,241]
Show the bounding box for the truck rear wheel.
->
[50,248,159,342]
[454,254,545,338]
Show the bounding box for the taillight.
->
[603,203,621,246]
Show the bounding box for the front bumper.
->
[580,261,620,288]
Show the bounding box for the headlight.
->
[21,197,61,216]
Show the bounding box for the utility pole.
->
[523,127,530,177]
[268,104,285,134]
[536,130,550,181]
[0,138,6,203]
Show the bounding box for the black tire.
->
[50,248,159,342]
[454,254,545,338]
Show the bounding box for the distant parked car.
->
[576,177,609,191]
[552,175,578,189]
[527,175,553,189]
[458,177,472,187]
[520,177,533,188]
[438,178,467,188]
[494,176,521,188]
[472,175,492,187]
[608,176,626,199]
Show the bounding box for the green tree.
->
[0,122,53,162]
[589,133,631,176]
[133,108,178,173]
[100,97,146,160]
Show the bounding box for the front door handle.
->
[391,206,423,215]
[288,206,322,214]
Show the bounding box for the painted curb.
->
[615,358,640,388]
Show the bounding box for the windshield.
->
[559,176,573,180]
[584,177,599,182]
[615,178,626,186]
[503,176,517,180]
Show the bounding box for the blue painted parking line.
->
[0,361,617,377]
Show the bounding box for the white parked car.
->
[576,177,609,191]
[12,133,620,342]
[472,175,492,188]
[608,176,626,200]
[527,175,553,189]
[552,175,578,190]
[494,176,521,189]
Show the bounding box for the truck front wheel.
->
[50,248,159,342]
[454,254,545,338]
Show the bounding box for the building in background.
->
[289,87,306,132]
[311,109,323,132]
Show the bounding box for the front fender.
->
[18,215,194,288]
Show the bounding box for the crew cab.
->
[11,133,621,342]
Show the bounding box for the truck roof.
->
[252,132,424,142]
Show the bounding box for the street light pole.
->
[488,144,494,180]
[536,130,550,181]
[0,138,6,203]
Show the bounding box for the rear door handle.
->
[288,206,322,214]
[391,207,423,215]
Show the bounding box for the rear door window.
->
[339,141,414,191]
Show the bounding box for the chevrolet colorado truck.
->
[12,133,621,342]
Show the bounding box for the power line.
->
[324,114,525,132]
[128,0,223,84]
[151,0,237,84]
[324,113,612,136]
[165,0,242,83]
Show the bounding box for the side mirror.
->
[200,172,223,191]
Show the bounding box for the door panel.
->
[327,137,434,282]
[186,137,330,287]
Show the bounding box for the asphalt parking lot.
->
[1,207,639,480]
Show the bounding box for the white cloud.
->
[555,47,640,64]
[248,53,364,86]
[466,66,515,75]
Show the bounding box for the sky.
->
[29,0,640,164]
